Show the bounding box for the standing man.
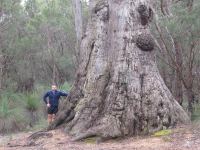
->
[43,84,68,124]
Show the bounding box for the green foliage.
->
[0,0,78,90]
[154,1,200,50]
[0,93,27,133]
[24,93,41,112]
[59,82,72,91]
[0,97,18,119]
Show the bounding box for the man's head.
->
[51,84,57,91]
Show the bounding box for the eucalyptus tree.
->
[49,0,189,141]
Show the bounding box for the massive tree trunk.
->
[49,0,189,140]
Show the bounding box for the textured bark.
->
[49,0,190,140]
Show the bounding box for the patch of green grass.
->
[153,129,172,137]
[84,137,96,144]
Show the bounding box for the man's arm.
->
[43,92,49,104]
[59,91,68,97]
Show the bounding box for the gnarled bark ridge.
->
[49,0,190,141]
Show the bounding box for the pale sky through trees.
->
[20,0,89,6]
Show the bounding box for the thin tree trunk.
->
[183,68,194,115]
[47,27,57,85]
[88,0,93,15]
[52,63,56,85]
[154,36,172,92]
[187,0,193,12]
[72,0,83,66]
[49,0,189,141]
[160,0,172,16]
[174,39,183,105]
[186,87,194,116]
[0,55,3,90]
[175,72,183,105]
[169,69,176,95]
[182,40,196,114]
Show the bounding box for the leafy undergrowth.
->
[0,90,47,134]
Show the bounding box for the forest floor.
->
[1,123,200,150]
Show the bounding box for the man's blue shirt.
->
[43,90,68,106]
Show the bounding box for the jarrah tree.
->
[48,0,190,141]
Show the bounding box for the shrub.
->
[0,95,27,133]
[24,93,40,112]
